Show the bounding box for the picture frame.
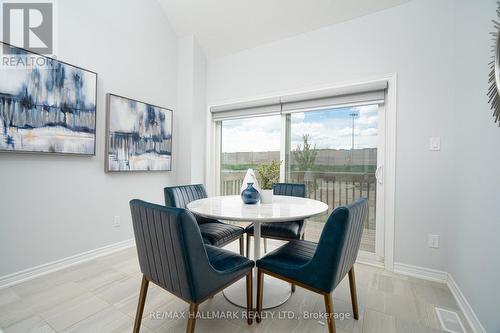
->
[0,42,98,155]
[105,93,173,172]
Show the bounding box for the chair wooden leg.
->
[186,303,198,333]
[348,267,359,320]
[256,269,264,323]
[263,238,267,253]
[293,233,304,292]
[246,234,251,258]
[239,235,244,256]
[133,275,149,333]
[324,293,336,333]
[246,272,253,325]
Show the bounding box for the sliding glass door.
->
[215,96,386,260]
[284,105,379,253]
[220,115,281,195]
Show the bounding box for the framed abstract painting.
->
[0,42,97,155]
[105,94,172,172]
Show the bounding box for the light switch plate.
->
[428,234,440,248]
[429,137,441,151]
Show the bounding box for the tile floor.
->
[0,241,470,333]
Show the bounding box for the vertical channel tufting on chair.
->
[246,183,307,257]
[272,183,306,198]
[164,184,208,211]
[130,199,254,333]
[255,198,368,333]
[130,200,195,301]
[330,198,368,289]
[164,184,245,253]
[313,197,368,291]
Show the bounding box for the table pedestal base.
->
[223,274,291,309]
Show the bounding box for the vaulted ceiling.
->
[157,0,411,58]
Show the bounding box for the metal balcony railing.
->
[221,170,377,231]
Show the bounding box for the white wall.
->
[207,0,456,271]
[0,0,178,276]
[176,36,194,184]
[207,1,500,330]
[449,1,500,332]
[176,35,207,185]
[191,39,207,183]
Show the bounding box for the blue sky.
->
[221,104,378,152]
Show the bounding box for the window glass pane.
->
[285,105,378,252]
[220,115,281,195]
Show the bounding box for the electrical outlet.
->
[428,234,440,248]
[113,216,121,228]
[429,137,441,151]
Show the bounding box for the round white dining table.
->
[186,195,328,309]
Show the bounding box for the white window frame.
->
[205,74,397,270]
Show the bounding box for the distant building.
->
[222,148,377,167]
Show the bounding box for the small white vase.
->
[260,189,273,204]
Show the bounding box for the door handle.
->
[375,165,383,184]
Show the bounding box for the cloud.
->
[221,105,378,152]
[290,105,378,149]
[222,115,281,152]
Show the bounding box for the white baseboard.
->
[394,262,486,333]
[394,262,448,283]
[447,274,486,333]
[356,251,384,269]
[0,239,135,289]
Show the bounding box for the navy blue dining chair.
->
[164,184,245,255]
[245,183,307,254]
[255,198,368,333]
[130,200,254,333]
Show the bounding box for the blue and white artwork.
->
[0,43,97,155]
[106,94,172,172]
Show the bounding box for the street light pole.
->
[348,111,359,165]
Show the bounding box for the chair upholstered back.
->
[130,199,215,303]
[164,184,217,225]
[309,198,368,292]
[164,184,208,209]
[273,183,306,198]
